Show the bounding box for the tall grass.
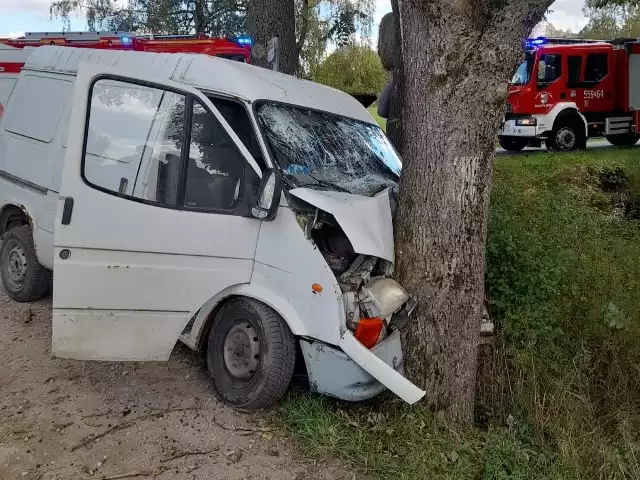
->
[276,148,640,479]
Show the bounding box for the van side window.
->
[4,76,71,143]
[210,97,265,171]
[567,56,582,83]
[184,100,245,210]
[585,53,608,82]
[82,79,256,214]
[83,79,186,206]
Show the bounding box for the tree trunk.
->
[248,0,297,75]
[393,0,552,423]
[194,0,206,34]
[387,3,403,154]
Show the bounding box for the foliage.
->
[580,0,640,38]
[49,0,375,75]
[276,148,640,479]
[312,44,387,94]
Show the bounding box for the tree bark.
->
[194,0,206,34]
[387,2,403,154]
[248,0,297,74]
[393,0,553,423]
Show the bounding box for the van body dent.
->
[0,46,425,408]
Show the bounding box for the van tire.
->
[206,298,296,409]
[0,225,51,302]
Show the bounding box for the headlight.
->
[361,278,410,319]
[516,117,537,126]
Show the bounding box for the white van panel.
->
[0,77,16,104]
[0,74,73,193]
[4,75,70,143]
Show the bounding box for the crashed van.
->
[0,46,425,408]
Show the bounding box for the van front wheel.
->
[206,298,296,409]
[0,225,51,302]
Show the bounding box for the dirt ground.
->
[0,289,349,480]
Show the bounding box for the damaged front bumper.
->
[300,329,426,404]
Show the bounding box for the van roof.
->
[22,46,375,125]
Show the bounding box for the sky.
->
[0,0,589,39]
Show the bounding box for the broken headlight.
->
[361,277,410,320]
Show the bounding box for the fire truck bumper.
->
[499,119,539,138]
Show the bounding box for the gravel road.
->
[0,289,348,480]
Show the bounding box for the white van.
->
[0,46,425,408]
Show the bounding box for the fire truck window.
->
[209,97,266,171]
[568,56,582,83]
[539,54,562,82]
[184,100,250,210]
[585,53,608,82]
[83,79,186,206]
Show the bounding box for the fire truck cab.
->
[499,37,640,151]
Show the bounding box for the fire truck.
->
[0,30,252,72]
[499,37,640,151]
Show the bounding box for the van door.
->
[53,63,263,361]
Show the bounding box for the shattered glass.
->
[256,102,401,196]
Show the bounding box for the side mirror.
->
[537,60,546,81]
[251,168,281,221]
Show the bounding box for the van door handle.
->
[61,197,74,225]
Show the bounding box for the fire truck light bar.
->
[232,35,252,46]
[526,37,547,47]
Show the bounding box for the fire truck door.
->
[570,52,615,113]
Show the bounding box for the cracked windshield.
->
[256,102,401,196]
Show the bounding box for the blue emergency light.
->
[525,37,547,48]
[120,35,132,45]
[232,35,253,47]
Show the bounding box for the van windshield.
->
[255,102,401,196]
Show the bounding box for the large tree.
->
[388,0,553,422]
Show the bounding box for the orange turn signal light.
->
[354,317,384,349]
[312,283,323,293]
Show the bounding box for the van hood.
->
[289,188,395,263]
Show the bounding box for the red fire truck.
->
[0,30,252,72]
[499,37,640,151]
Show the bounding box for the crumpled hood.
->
[289,188,395,263]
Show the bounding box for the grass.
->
[275,147,640,479]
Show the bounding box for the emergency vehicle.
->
[499,37,640,151]
[0,30,252,71]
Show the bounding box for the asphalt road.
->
[496,139,613,155]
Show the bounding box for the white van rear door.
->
[53,63,263,361]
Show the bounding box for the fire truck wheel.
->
[206,298,296,410]
[606,133,640,146]
[499,137,528,151]
[547,119,585,152]
[0,225,51,303]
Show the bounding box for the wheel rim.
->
[4,241,27,289]
[222,322,261,381]
[555,127,576,150]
